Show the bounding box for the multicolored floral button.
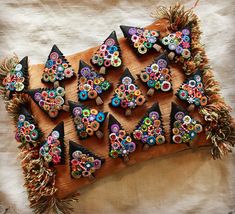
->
[120,25,160,55]
[77,60,111,103]
[161,26,192,59]
[41,45,75,83]
[91,31,122,70]
[170,103,203,144]
[2,56,28,94]
[132,103,165,147]
[108,114,136,159]
[28,86,66,118]
[69,141,105,179]
[139,54,172,95]
[39,122,65,165]
[110,68,146,113]
[176,70,207,107]
[69,101,106,140]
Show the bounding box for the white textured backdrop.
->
[0,0,234,213]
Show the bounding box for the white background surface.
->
[0,0,234,213]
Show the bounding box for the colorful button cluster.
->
[42,51,74,82]
[78,65,111,101]
[70,149,102,179]
[15,114,39,144]
[172,111,203,144]
[91,37,122,68]
[140,56,172,92]
[109,123,136,158]
[39,130,63,165]
[127,27,160,54]
[33,87,65,118]
[2,63,25,92]
[162,28,191,59]
[72,106,106,139]
[177,73,207,107]
[111,76,145,109]
[133,110,165,146]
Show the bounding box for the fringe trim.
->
[5,94,79,213]
[151,2,235,159]
[0,54,19,98]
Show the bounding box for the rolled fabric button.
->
[96,112,105,123]
[189,80,196,88]
[72,150,82,159]
[173,134,182,144]
[161,81,171,92]
[109,133,117,141]
[91,121,100,131]
[194,123,203,133]
[183,115,192,124]
[71,170,82,179]
[15,82,24,91]
[93,159,101,169]
[128,142,136,152]
[82,170,91,177]
[111,97,121,107]
[156,135,165,144]
[149,111,159,120]
[119,129,126,137]
[90,109,98,115]
[110,124,120,133]
[140,72,150,83]
[88,90,98,99]
[79,91,88,101]
[51,130,60,139]
[133,129,142,140]
[15,63,23,72]
[175,112,185,121]
[86,128,94,136]
[182,49,191,59]
[138,45,147,54]
[136,95,145,106]
[105,38,115,46]
[56,87,65,96]
[122,76,132,85]
[110,150,119,158]
[194,74,201,82]
[178,89,188,100]
[200,96,208,106]
[82,109,90,117]
[50,52,59,60]
[73,107,82,116]
[161,37,170,45]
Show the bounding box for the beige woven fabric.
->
[0,0,234,213]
